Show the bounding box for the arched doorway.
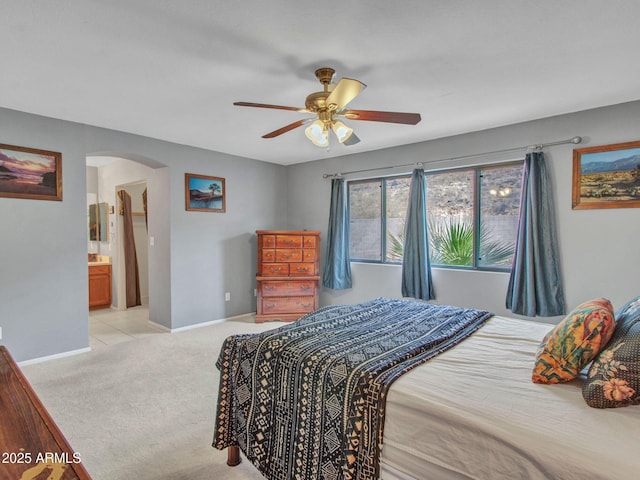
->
[86,153,171,335]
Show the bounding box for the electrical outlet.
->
[254,289,257,297]
[225,292,230,302]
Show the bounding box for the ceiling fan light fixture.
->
[234,66,421,146]
[305,120,329,147]
[331,120,354,144]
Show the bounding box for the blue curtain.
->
[506,151,565,316]
[402,168,435,300]
[322,178,352,290]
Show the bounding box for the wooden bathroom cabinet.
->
[88,264,112,310]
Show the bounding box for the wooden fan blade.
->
[341,109,421,125]
[325,78,366,110]
[262,119,308,138]
[234,101,306,112]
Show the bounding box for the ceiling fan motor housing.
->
[305,67,336,114]
[305,91,330,113]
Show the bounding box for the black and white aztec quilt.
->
[213,297,491,480]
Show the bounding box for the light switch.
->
[150,236,155,246]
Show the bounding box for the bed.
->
[213,297,640,480]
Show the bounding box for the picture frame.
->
[185,173,226,212]
[0,143,62,201]
[572,140,640,210]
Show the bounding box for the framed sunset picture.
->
[185,173,226,212]
[0,143,62,201]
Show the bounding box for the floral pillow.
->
[532,298,616,384]
[583,296,640,408]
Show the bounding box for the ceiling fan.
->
[234,67,421,148]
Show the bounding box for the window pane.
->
[426,170,474,266]
[478,164,522,268]
[349,180,382,261]
[385,177,411,262]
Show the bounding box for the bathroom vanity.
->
[88,256,112,310]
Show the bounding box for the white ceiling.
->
[3,1,640,166]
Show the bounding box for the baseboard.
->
[18,347,92,367]
[152,312,256,333]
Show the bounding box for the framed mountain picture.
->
[572,140,640,210]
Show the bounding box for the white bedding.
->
[381,315,640,480]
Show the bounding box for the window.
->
[349,179,383,261]
[348,176,411,263]
[477,164,523,268]
[348,162,523,270]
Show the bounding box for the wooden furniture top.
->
[0,346,92,479]
[256,230,320,235]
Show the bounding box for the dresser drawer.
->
[261,280,316,297]
[290,263,316,276]
[262,263,289,276]
[262,235,276,248]
[261,296,315,314]
[276,235,303,248]
[262,249,276,262]
[303,235,317,248]
[275,249,303,262]
[302,249,316,262]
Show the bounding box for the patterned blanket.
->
[213,297,491,480]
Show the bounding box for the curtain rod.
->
[322,136,582,179]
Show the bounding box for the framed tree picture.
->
[0,143,62,201]
[572,140,640,210]
[185,173,226,212]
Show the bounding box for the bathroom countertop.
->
[88,255,111,266]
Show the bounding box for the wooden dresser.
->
[0,346,92,479]
[255,230,320,323]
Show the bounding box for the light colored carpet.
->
[22,315,279,480]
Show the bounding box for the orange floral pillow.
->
[532,298,615,384]
[583,296,640,408]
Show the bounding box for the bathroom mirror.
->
[89,202,109,242]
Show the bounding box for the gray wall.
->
[2,100,639,362]
[0,107,287,362]
[286,100,640,323]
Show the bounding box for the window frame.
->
[347,174,410,265]
[346,160,523,272]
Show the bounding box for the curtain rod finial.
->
[571,136,582,144]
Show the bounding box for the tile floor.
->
[89,305,164,349]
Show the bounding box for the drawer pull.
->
[269,267,282,273]
[281,253,292,259]
[264,285,276,291]
[300,285,312,291]
[264,303,275,310]
[301,303,313,308]
[283,239,295,245]
[296,266,309,272]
